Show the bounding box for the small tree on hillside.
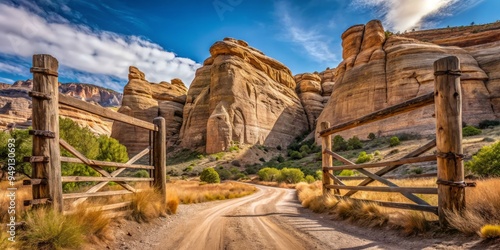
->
[200,168,220,183]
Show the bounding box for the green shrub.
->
[333,135,348,151]
[466,141,500,177]
[389,136,400,147]
[300,144,311,154]
[259,157,266,162]
[200,168,220,183]
[463,126,482,137]
[276,145,282,150]
[278,168,305,184]
[338,169,355,176]
[347,136,363,150]
[368,132,376,140]
[184,166,193,172]
[355,151,374,164]
[216,168,232,180]
[374,150,381,156]
[228,145,239,152]
[478,120,500,129]
[134,170,150,178]
[315,170,323,180]
[257,167,281,181]
[277,155,285,163]
[290,151,303,160]
[304,175,316,183]
[210,152,225,161]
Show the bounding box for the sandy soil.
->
[109,185,499,250]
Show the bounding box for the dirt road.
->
[113,185,496,250]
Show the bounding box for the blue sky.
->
[0,0,498,92]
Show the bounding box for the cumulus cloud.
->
[0,3,201,91]
[0,61,26,75]
[352,0,482,32]
[275,1,337,63]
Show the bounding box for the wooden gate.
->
[23,54,167,216]
[319,56,474,226]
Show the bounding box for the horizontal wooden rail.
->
[319,92,434,137]
[62,190,136,199]
[326,185,437,194]
[334,196,438,214]
[63,201,131,215]
[337,173,438,180]
[324,155,436,171]
[61,176,154,182]
[60,156,154,170]
[59,93,156,131]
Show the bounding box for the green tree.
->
[96,135,128,163]
[200,168,220,183]
[257,167,281,181]
[304,175,315,183]
[389,136,400,147]
[466,141,500,177]
[278,168,305,184]
[463,126,482,137]
[368,133,376,140]
[333,135,347,151]
[347,136,363,150]
[0,129,32,178]
[355,151,374,164]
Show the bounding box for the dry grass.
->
[296,178,500,236]
[167,180,257,204]
[127,189,166,223]
[446,178,500,235]
[67,205,114,244]
[246,180,297,189]
[0,180,31,223]
[19,207,84,250]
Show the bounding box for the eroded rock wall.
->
[316,20,499,140]
[179,38,308,153]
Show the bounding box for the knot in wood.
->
[436,179,476,187]
[30,67,59,77]
[434,70,461,76]
[436,151,465,160]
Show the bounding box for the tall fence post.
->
[153,117,167,207]
[434,56,465,227]
[321,122,333,196]
[30,54,63,212]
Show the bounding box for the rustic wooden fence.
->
[319,56,474,226]
[23,54,167,216]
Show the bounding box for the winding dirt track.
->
[157,185,322,250]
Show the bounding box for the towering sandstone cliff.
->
[316,20,500,139]
[111,67,187,156]
[179,38,308,153]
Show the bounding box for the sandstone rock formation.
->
[0,80,120,133]
[111,67,187,156]
[295,73,324,130]
[316,20,499,140]
[180,38,308,153]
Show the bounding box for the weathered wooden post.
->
[321,122,333,196]
[434,56,465,226]
[29,54,63,212]
[153,117,167,207]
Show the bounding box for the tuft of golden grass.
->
[166,190,180,214]
[480,225,500,239]
[19,207,84,250]
[391,211,430,235]
[167,181,257,204]
[0,180,31,223]
[67,205,113,244]
[128,189,166,223]
[446,178,500,235]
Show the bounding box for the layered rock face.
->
[316,20,499,140]
[111,67,187,156]
[0,80,120,133]
[180,38,308,153]
[295,73,324,130]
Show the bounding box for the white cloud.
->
[352,0,482,32]
[0,77,14,84]
[0,61,26,75]
[0,3,201,90]
[275,1,337,63]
